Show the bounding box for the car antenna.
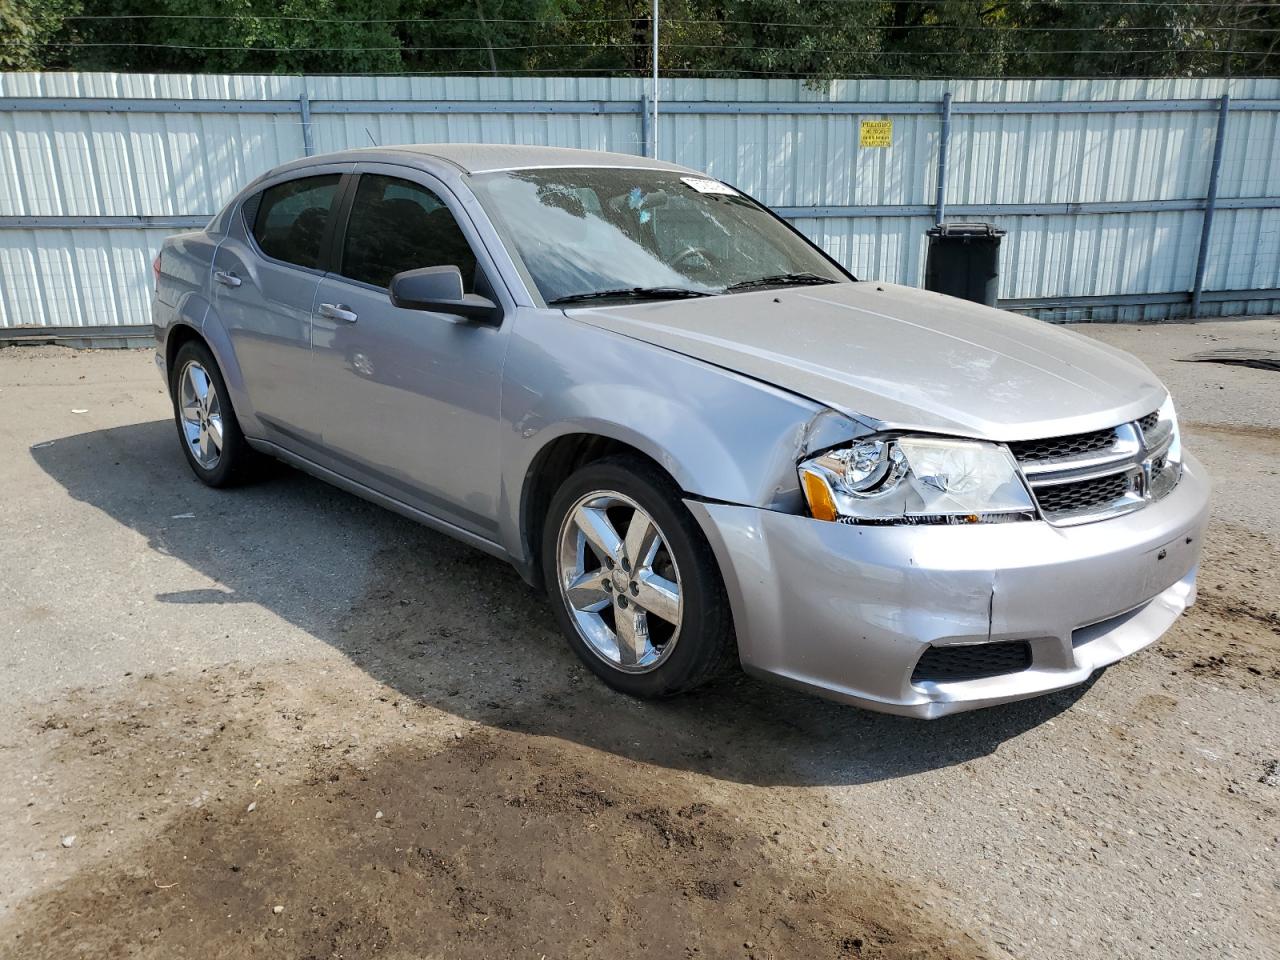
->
[365,128,379,147]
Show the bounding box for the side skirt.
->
[247,437,513,565]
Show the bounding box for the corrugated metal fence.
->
[2,72,1279,337]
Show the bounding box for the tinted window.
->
[340,175,477,291]
[251,175,340,269]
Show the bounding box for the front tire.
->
[542,455,737,698]
[169,340,258,487]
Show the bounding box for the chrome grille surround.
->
[1012,409,1179,525]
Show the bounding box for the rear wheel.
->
[170,340,258,487]
[543,456,736,698]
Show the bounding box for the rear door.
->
[310,165,511,540]
[211,166,350,452]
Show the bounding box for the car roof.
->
[219,144,704,238]
[283,143,695,176]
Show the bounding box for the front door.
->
[212,170,346,453]
[310,167,509,541]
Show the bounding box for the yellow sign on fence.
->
[859,119,893,148]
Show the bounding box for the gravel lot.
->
[1,319,1277,959]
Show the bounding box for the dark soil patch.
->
[1161,521,1280,684]
[1183,421,1280,444]
[4,723,987,960]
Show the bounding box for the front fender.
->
[497,309,856,563]
[523,395,750,502]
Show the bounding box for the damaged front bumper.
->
[687,453,1211,718]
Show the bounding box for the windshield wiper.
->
[724,272,840,293]
[548,286,715,306]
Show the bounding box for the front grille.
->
[1008,426,1117,463]
[1033,472,1132,515]
[911,640,1033,683]
[1008,410,1167,524]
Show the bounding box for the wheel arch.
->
[163,322,206,391]
[516,430,676,590]
[176,304,261,437]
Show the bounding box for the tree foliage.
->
[1,0,76,68]
[2,0,1277,78]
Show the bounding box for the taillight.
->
[152,253,162,294]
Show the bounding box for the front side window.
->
[468,167,848,304]
[251,174,340,270]
[340,174,477,291]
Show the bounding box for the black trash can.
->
[924,222,1005,307]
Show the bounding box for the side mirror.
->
[389,265,501,324]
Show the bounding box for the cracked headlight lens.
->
[799,436,1036,524]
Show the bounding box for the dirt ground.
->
[0,318,1277,960]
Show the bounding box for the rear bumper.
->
[687,453,1210,718]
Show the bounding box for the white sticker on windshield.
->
[680,176,739,196]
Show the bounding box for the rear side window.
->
[251,174,341,270]
[339,174,477,291]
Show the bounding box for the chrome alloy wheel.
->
[556,490,683,673]
[178,360,224,469]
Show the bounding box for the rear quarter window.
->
[250,175,341,270]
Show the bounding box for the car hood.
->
[567,282,1167,440]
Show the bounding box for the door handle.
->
[318,302,358,323]
[213,269,242,288]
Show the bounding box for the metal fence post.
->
[935,92,952,225]
[651,0,660,159]
[1190,93,1230,318]
[640,94,651,158]
[298,92,315,157]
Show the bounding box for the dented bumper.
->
[687,453,1210,718]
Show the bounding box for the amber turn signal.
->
[800,470,839,522]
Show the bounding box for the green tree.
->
[0,0,79,69]
[3,0,1277,78]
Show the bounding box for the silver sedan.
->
[152,144,1209,717]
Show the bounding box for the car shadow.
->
[32,419,1096,788]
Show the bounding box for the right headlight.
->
[798,435,1036,524]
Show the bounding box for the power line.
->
[22,41,657,53]
[666,47,1266,58]
[793,0,1279,6]
[21,39,1264,57]
[53,12,1280,30]
[669,19,1278,33]
[60,14,641,25]
[38,10,1280,40]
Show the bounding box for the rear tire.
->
[169,340,259,487]
[542,455,737,698]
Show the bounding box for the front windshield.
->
[468,167,850,304]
